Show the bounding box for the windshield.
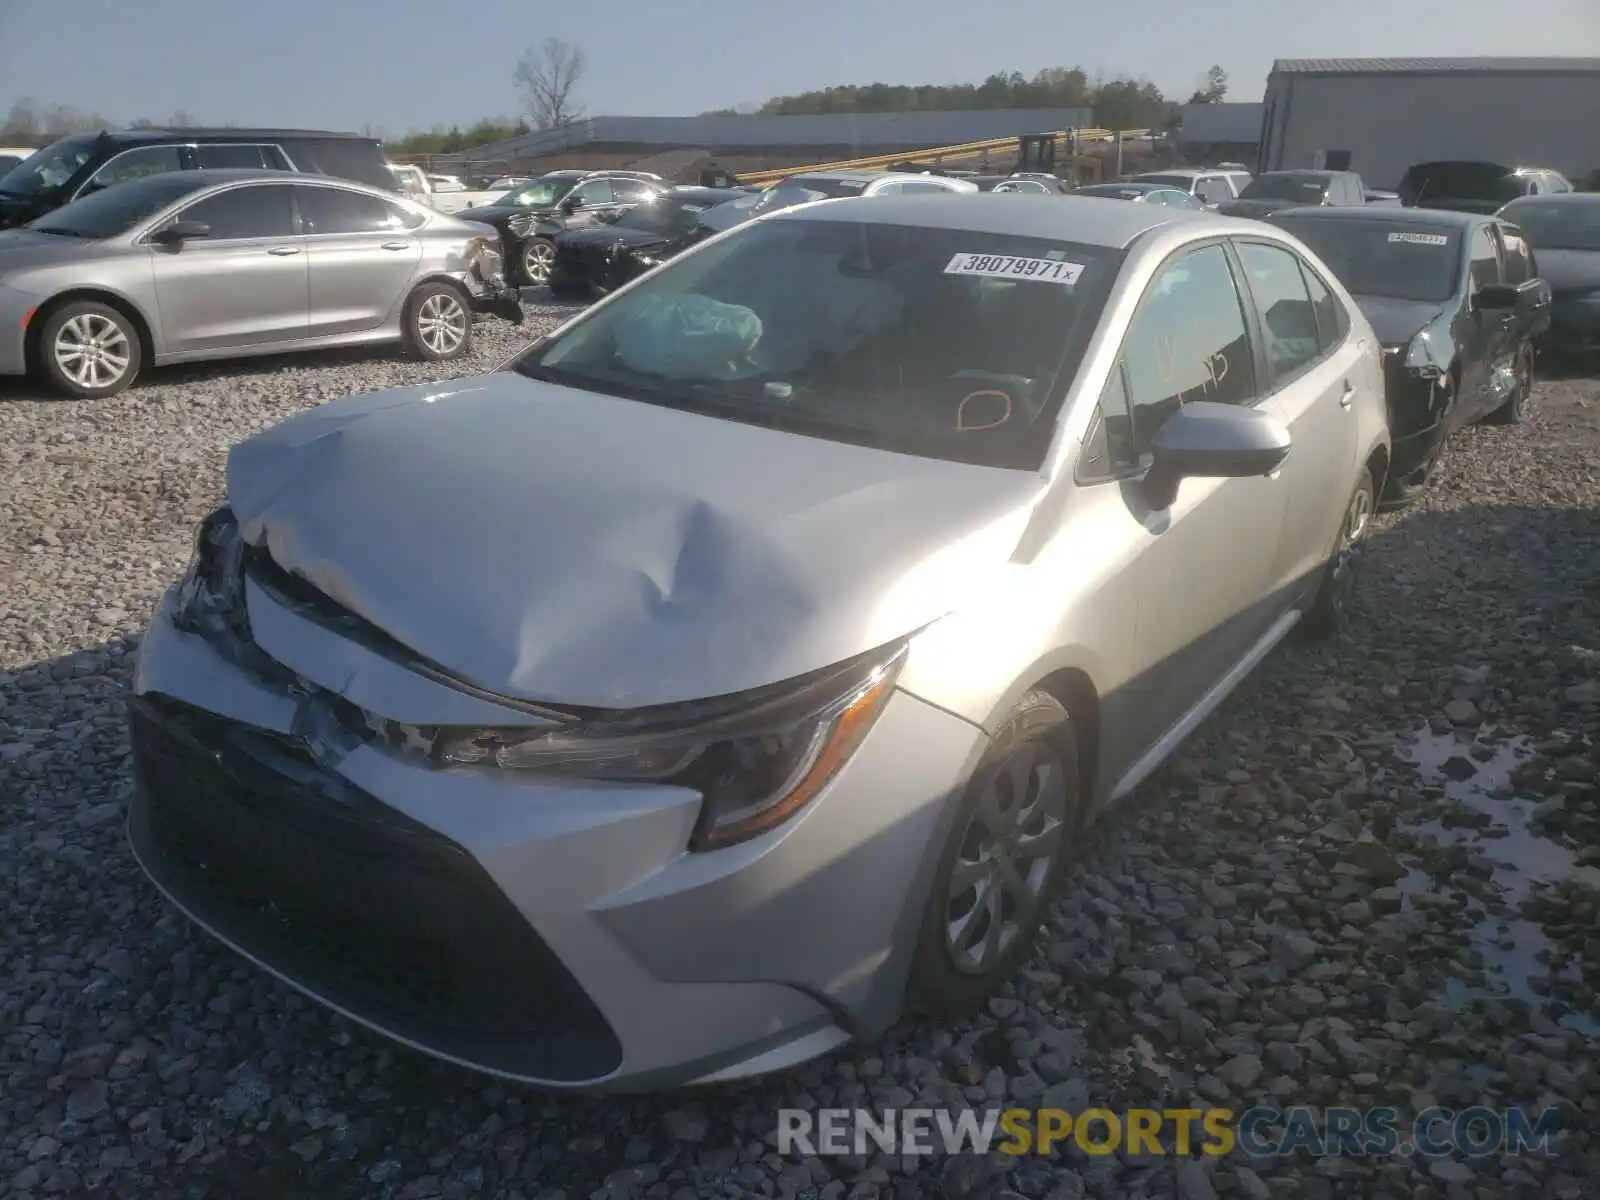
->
[1273,218,1462,303]
[27,172,209,239]
[1241,174,1330,202]
[0,135,97,199]
[514,216,1122,469]
[497,178,574,208]
[1402,163,1523,205]
[1131,174,1192,188]
[695,186,829,233]
[1498,199,1600,252]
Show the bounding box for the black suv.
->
[0,128,397,229]
[452,170,670,286]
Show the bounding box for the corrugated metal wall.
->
[455,108,1095,161]
[1261,71,1600,188]
[1177,103,1263,145]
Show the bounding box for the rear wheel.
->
[1301,465,1375,641]
[401,283,472,361]
[36,301,142,399]
[1482,343,1532,425]
[910,691,1079,1019]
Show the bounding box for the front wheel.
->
[519,238,556,287]
[401,283,473,361]
[1481,344,1532,425]
[909,691,1079,1019]
[1301,465,1375,641]
[36,301,143,399]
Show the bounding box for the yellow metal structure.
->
[737,129,1151,187]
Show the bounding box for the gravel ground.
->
[2,324,1597,1200]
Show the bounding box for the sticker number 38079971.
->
[944,253,1085,285]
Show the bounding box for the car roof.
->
[785,170,898,183]
[666,186,742,203]
[1084,181,1170,192]
[767,191,1211,248]
[1267,205,1488,228]
[1132,168,1210,178]
[100,127,374,142]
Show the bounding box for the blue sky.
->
[1,0,1595,135]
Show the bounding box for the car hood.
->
[1218,197,1302,218]
[1353,295,1449,346]
[1532,248,1600,295]
[453,203,553,224]
[226,374,1045,709]
[0,228,102,268]
[557,226,673,253]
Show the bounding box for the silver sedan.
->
[129,194,1389,1090]
[0,169,522,398]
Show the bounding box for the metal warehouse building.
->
[1257,57,1600,189]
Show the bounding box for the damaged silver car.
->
[128,194,1388,1091]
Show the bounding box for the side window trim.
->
[72,143,194,200]
[1074,236,1259,485]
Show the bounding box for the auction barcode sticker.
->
[945,253,1084,285]
[1388,232,1450,246]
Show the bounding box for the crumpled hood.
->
[1532,248,1600,296]
[1352,295,1448,347]
[226,374,1044,709]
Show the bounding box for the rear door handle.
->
[266,246,301,256]
[1340,382,1355,410]
[380,241,410,251]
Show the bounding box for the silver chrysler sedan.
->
[0,169,522,398]
[128,194,1389,1091]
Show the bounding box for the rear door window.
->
[296,185,412,235]
[1235,241,1325,385]
[196,144,276,170]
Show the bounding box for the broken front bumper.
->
[466,252,524,325]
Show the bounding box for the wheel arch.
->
[25,289,157,374]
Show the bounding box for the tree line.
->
[4,56,1231,159]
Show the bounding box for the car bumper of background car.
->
[1381,359,1450,479]
[0,283,41,375]
[127,585,986,1091]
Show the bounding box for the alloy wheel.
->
[522,240,555,286]
[53,313,131,391]
[1327,478,1374,615]
[416,292,468,356]
[943,741,1068,975]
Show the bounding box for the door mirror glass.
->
[1474,283,1520,311]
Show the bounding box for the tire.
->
[1301,465,1376,641]
[401,283,473,362]
[35,301,142,399]
[519,238,556,288]
[909,691,1080,1019]
[1481,343,1532,426]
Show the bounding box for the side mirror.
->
[1473,283,1520,311]
[559,196,580,214]
[1143,401,1292,509]
[151,220,211,247]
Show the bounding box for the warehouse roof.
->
[1272,57,1600,75]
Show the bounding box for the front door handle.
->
[266,246,301,256]
[1340,382,1355,410]
[380,241,410,251]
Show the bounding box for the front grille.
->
[129,694,623,1082]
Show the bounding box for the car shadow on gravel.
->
[1,500,1597,1199]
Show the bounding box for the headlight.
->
[507,214,536,237]
[1403,331,1448,379]
[425,642,907,850]
[174,505,246,633]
